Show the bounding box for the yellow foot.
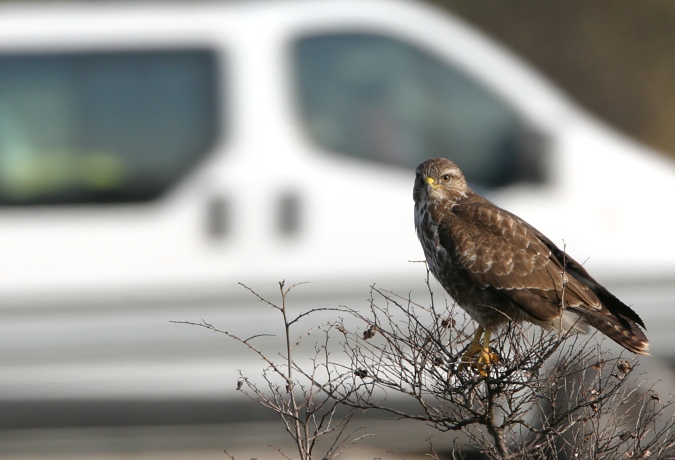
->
[458,326,500,376]
[459,345,500,376]
[472,346,500,377]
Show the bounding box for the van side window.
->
[0,49,220,205]
[294,33,538,189]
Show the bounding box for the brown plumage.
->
[413,158,649,361]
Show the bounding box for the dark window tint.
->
[0,49,220,205]
[295,33,541,189]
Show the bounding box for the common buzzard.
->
[413,158,649,373]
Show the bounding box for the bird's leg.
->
[461,325,484,364]
[458,326,484,373]
[459,326,500,376]
[475,327,500,375]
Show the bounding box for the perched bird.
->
[413,158,649,373]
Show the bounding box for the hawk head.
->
[413,158,468,206]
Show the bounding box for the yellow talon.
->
[459,326,500,376]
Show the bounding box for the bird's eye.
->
[440,174,451,182]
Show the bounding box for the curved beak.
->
[425,176,436,193]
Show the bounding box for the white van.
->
[1,0,674,410]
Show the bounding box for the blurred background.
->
[1,0,674,458]
[437,0,675,160]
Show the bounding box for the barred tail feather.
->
[583,315,650,355]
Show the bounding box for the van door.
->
[288,32,545,285]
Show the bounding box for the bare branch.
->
[175,277,675,459]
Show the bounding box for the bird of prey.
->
[413,158,649,373]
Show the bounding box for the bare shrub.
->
[173,281,370,460]
[176,277,675,459]
[327,277,675,459]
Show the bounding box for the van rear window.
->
[0,49,220,205]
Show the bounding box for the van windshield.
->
[0,49,220,205]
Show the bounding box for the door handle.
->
[277,192,300,237]
[206,196,230,239]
